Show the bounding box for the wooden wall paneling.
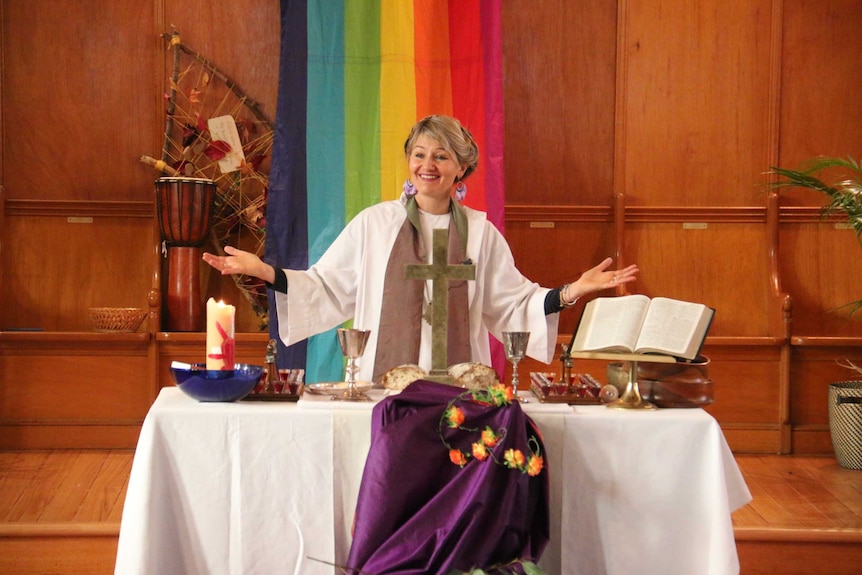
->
[1,0,859,455]
[765,193,793,452]
[0,0,5,331]
[777,1,862,454]
[2,0,160,332]
[778,0,862,168]
[2,1,158,202]
[162,0,280,118]
[705,343,783,425]
[1,216,154,332]
[623,222,775,336]
[0,333,151,449]
[623,215,792,451]
[704,342,784,453]
[504,219,617,337]
[789,342,862,454]
[765,192,792,337]
[501,0,618,206]
[619,0,774,208]
[779,223,862,337]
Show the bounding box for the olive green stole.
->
[373,197,471,382]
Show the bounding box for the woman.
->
[203,115,638,382]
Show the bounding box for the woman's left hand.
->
[568,257,639,300]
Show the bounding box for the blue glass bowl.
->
[170,363,264,402]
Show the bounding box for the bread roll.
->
[448,362,500,390]
[381,364,427,390]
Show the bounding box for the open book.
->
[570,295,714,361]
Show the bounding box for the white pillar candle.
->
[206,298,236,370]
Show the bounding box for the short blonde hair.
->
[404,115,479,180]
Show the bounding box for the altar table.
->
[114,387,750,575]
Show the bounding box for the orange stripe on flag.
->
[413,1,452,117]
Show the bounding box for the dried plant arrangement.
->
[141,28,272,328]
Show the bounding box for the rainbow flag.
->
[267,0,504,382]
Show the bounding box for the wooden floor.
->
[0,451,860,574]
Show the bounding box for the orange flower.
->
[501,385,514,403]
[486,383,514,406]
[450,449,467,467]
[526,454,544,476]
[504,448,526,469]
[445,406,465,428]
[481,427,499,447]
[472,442,489,461]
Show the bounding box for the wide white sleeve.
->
[476,222,559,364]
[275,214,367,345]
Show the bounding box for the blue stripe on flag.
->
[305,0,347,383]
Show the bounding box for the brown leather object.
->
[637,355,713,408]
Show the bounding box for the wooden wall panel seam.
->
[0,419,144,426]
[4,200,152,218]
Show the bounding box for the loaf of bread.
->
[381,364,427,391]
[448,362,500,390]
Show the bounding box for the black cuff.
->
[544,287,564,315]
[266,268,288,294]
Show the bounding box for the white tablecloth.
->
[114,388,750,575]
[561,405,751,575]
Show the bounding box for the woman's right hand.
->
[202,246,275,284]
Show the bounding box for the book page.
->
[571,294,650,353]
[634,297,713,359]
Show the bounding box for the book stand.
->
[566,351,677,410]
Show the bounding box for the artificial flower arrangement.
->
[440,383,545,476]
[438,383,547,575]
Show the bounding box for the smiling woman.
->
[203,115,638,388]
[404,115,480,214]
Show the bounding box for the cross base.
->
[425,369,455,385]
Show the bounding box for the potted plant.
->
[767,156,862,469]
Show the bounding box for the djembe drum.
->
[155,177,217,331]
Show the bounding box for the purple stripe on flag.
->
[267,0,310,368]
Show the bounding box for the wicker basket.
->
[88,307,148,333]
[829,381,862,470]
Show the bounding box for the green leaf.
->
[522,561,548,575]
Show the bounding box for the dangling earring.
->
[455,180,467,201]
[403,179,417,196]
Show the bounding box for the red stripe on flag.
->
[449,0,487,213]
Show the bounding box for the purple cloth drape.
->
[346,380,549,574]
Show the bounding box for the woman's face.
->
[408,134,465,211]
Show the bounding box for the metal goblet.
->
[502,331,530,402]
[334,328,372,402]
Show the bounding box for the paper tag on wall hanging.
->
[207,115,246,173]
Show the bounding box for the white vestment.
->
[275,199,559,382]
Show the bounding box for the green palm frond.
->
[766,155,862,316]
[767,155,862,243]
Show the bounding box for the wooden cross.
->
[405,228,476,383]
